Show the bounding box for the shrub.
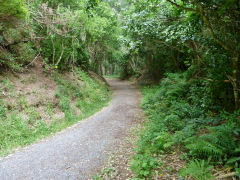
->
[11,42,36,64]
[0,0,28,19]
[35,5,90,70]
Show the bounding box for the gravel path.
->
[0,79,142,180]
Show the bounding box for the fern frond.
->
[185,137,223,159]
[180,160,214,180]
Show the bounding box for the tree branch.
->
[203,78,230,83]
[166,0,234,54]
[192,0,233,54]
[215,172,238,179]
[165,0,198,12]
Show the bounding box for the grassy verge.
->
[131,73,240,179]
[104,74,120,79]
[0,69,111,157]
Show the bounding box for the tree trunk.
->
[110,64,114,75]
[99,64,103,76]
[112,64,115,75]
[102,66,106,76]
[232,53,239,110]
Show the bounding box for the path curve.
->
[0,79,142,180]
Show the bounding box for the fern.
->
[233,147,240,154]
[138,74,240,179]
[226,157,240,165]
[207,124,236,151]
[180,160,214,180]
[185,123,238,160]
[185,137,223,159]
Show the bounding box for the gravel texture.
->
[0,79,142,180]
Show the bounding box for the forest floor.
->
[0,79,143,179]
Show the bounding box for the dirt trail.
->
[0,79,142,180]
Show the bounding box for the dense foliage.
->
[0,0,122,74]
[121,0,240,110]
[1,0,240,179]
[134,74,240,178]
[119,0,240,179]
[0,0,28,19]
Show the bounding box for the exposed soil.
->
[0,79,143,180]
[0,61,83,124]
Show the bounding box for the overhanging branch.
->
[166,0,233,54]
[165,0,198,12]
[192,0,233,54]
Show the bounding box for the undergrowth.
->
[0,69,111,157]
[132,72,240,179]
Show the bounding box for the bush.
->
[11,42,36,63]
[0,0,28,19]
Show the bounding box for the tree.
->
[166,0,240,109]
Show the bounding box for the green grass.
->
[0,69,112,157]
[104,74,120,79]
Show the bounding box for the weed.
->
[1,78,14,96]
[131,153,160,178]
[0,100,7,119]
[19,96,28,109]
[21,74,37,85]
[101,167,116,177]
[25,107,41,125]
[44,101,54,116]
[92,175,103,180]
